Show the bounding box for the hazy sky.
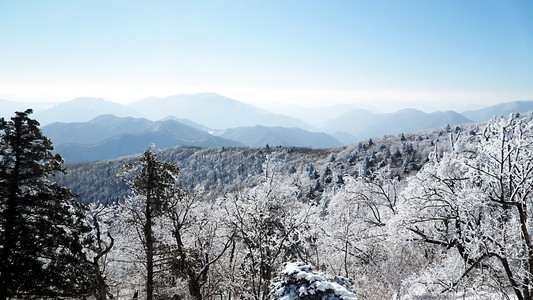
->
[0,0,532,112]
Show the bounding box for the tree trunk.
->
[145,157,155,300]
[146,197,154,300]
[188,277,203,300]
[92,216,114,300]
[94,265,108,300]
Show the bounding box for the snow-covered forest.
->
[2,110,533,300]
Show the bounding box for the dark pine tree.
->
[0,110,94,299]
[118,149,181,300]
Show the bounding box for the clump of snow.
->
[272,262,358,300]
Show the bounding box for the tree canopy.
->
[0,110,94,299]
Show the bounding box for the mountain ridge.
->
[462,100,533,122]
[54,129,242,162]
[34,97,144,125]
[321,108,473,142]
[43,115,243,162]
[42,115,341,162]
[219,125,342,148]
[127,93,315,130]
[5,95,533,150]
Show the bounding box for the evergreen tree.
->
[0,110,94,299]
[118,149,181,300]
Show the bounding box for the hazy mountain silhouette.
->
[160,115,215,133]
[322,108,472,140]
[263,103,362,124]
[320,108,376,134]
[43,115,154,145]
[462,100,533,122]
[219,125,342,148]
[43,115,242,162]
[34,97,143,125]
[7,94,533,148]
[127,93,314,130]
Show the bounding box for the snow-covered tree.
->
[163,192,235,300]
[222,157,318,300]
[102,200,146,298]
[393,114,533,299]
[86,203,115,300]
[319,172,423,299]
[0,110,94,299]
[118,148,181,300]
[271,262,358,300]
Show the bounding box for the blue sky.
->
[0,0,531,111]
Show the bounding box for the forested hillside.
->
[5,109,533,300]
[56,122,474,204]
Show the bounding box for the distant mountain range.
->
[25,93,315,130]
[3,94,533,161]
[43,115,242,161]
[34,97,143,125]
[53,131,239,162]
[321,108,473,142]
[219,125,342,148]
[127,93,314,130]
[462,101,533,122]
[42,115,340,162]
[258,103,362,125]
[43,114,154,145]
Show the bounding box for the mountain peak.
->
[34,97,143,125]
[128,93,312,130]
